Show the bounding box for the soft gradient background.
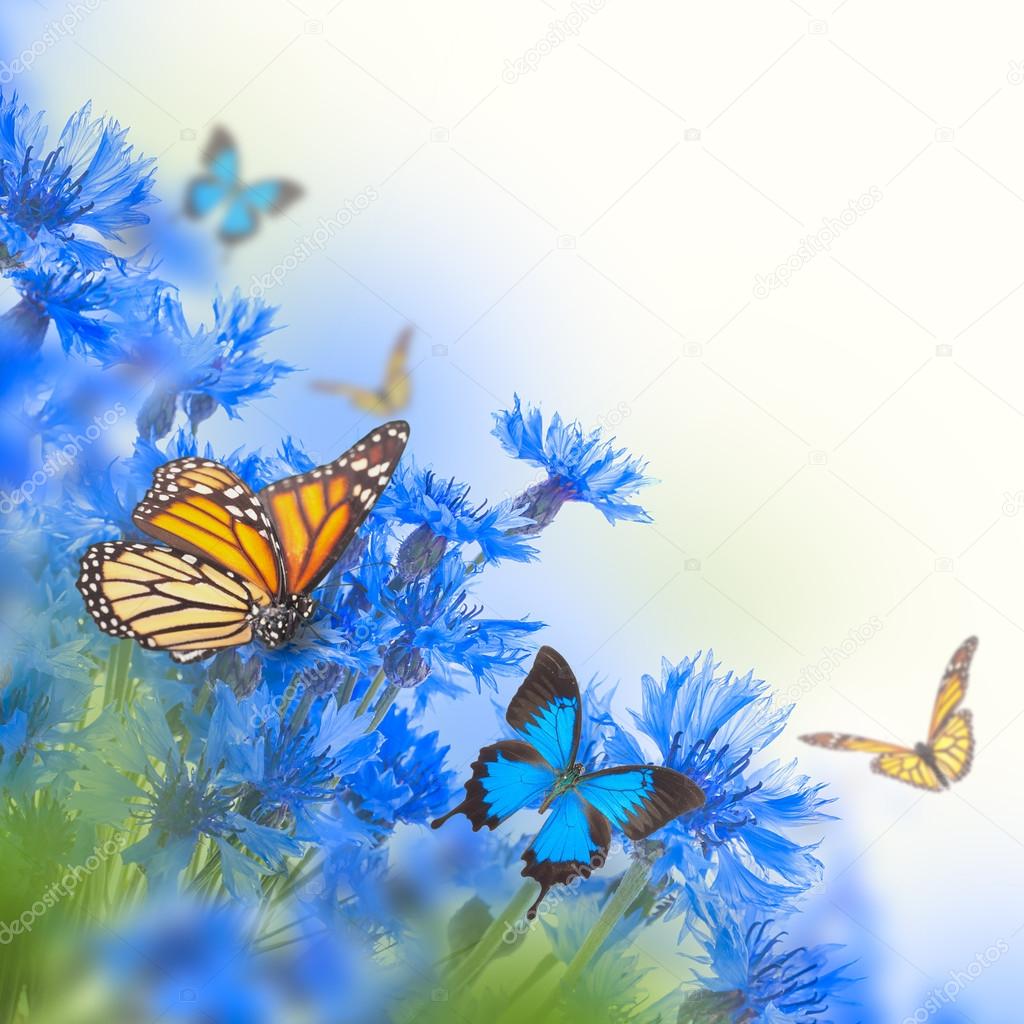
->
[5,1,1024,1018]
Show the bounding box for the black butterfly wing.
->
[505,646,582,773]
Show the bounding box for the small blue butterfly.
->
[433,646,705,918]
[184,127,303,245]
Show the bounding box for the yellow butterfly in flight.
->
[312,326,412,415]
[799,636,976,791]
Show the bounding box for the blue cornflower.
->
[0,260,159,356]
[132,288,288,439]
[0,673,84,798]
[345,707,455,828]
[371,548,543,699]
[208,683,381,843]
[375,458,536,576]
[598,651,832,917]
[0,94,154,252]
[677,897,857,1023]
[0,94,157,357]
[71,697,301,894]
[492,394,654,532]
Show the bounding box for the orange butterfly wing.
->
[260,421,409,594]
[928,636,976,741]
[132,458,284,600]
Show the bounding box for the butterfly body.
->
[539,762,585,814]
[800,637,976,792]
[432,646,704,917]
[77,422,409,662]
[252,592,316,648]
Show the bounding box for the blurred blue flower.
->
[132,287,288,438]
[98,899,386,1024]
[493,394,654,531]
[598,651,832,917]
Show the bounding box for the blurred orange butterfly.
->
[311,326,413,415]
[76,422,409,663]
[799,636,976,791]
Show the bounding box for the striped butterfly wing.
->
[930,709,974,784]
[132,458,285,600]
[76,542,269,659]
[928,636,976,742]
[872,750,945,792]
[259,421,409,595]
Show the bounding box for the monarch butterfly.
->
[311,326,413,415]
[799,636,976,791]
[76,422,409,663]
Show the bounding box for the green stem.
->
[286,686,316,739]
[366,684,400,732]
[192,682,213,717]
[560,856,652,992]
[355,668,386,717]
[446,880,537,989]
[102,639,133,708]
[337,669,357,705]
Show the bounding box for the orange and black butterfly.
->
[76,422,409,663]
[799,637,976,792]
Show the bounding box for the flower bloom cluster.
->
[0,92,855,1023]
